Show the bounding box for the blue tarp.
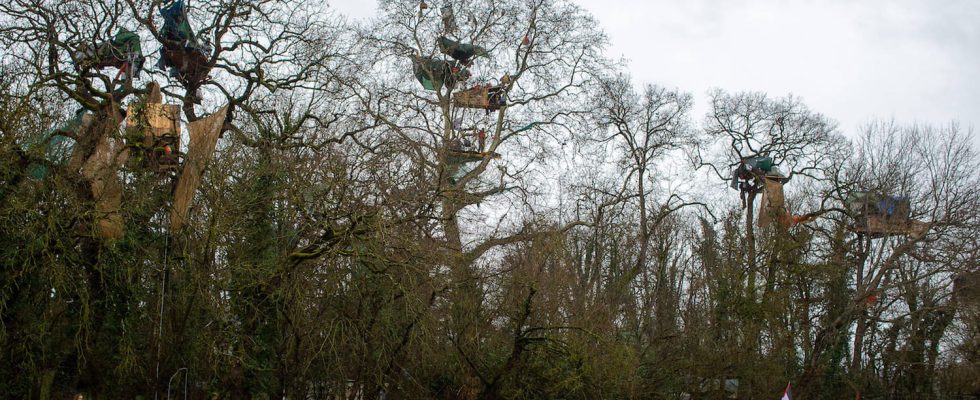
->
[877,196,909,217]
[160,0,197,45]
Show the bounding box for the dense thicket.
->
[1,0,978,399]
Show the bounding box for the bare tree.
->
[798,121,980,398]
[697,90,844,297]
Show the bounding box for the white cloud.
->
[581,0,978,137]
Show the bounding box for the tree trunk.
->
[744,190,758,300]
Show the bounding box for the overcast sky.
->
[331,0,979,140]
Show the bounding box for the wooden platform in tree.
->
[851,215,929,238]
[448,150,500,164]
[453,85,505,110]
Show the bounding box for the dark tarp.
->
[413,56,469,91]
[730,156,786,189]
[743,156,774,172]
[161,0,199,46]
[437,36,488,64]
[158,0,211,77]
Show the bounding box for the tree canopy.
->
[0,0,978,399]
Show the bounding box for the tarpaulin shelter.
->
[847,192,911,219]
[75,28,145,80]
[453,84,506,110]
[448,149,500,165]
[847,191,928,238]
[437,36,488,64]
[158,0,211,85]
[413,56,469,90]
[730,155,788,189]
[727,155,808,228]
[744,155,773,171]
[161,0,197,44]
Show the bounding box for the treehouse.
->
[728,156,817,228]
[453,84,506,111]
[159,46,209,82]
[413,56,470,91]
[125,82,230,231]
[730,155,789,190]
[448,150,501,164]
[158,0,211,88]
[846,191,929,238]
[437,36,488,65]
[74,28,145,86]
[731,156,788,220]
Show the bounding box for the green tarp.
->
[76,28,144,74]
[744,156,773,172]
[114,28,144,76]
[513,122,538,134]
[413,56,469,90]
[731,156,781,189]
[27,135,75,179]
[111,28,142,58]
[25,111,85,178]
